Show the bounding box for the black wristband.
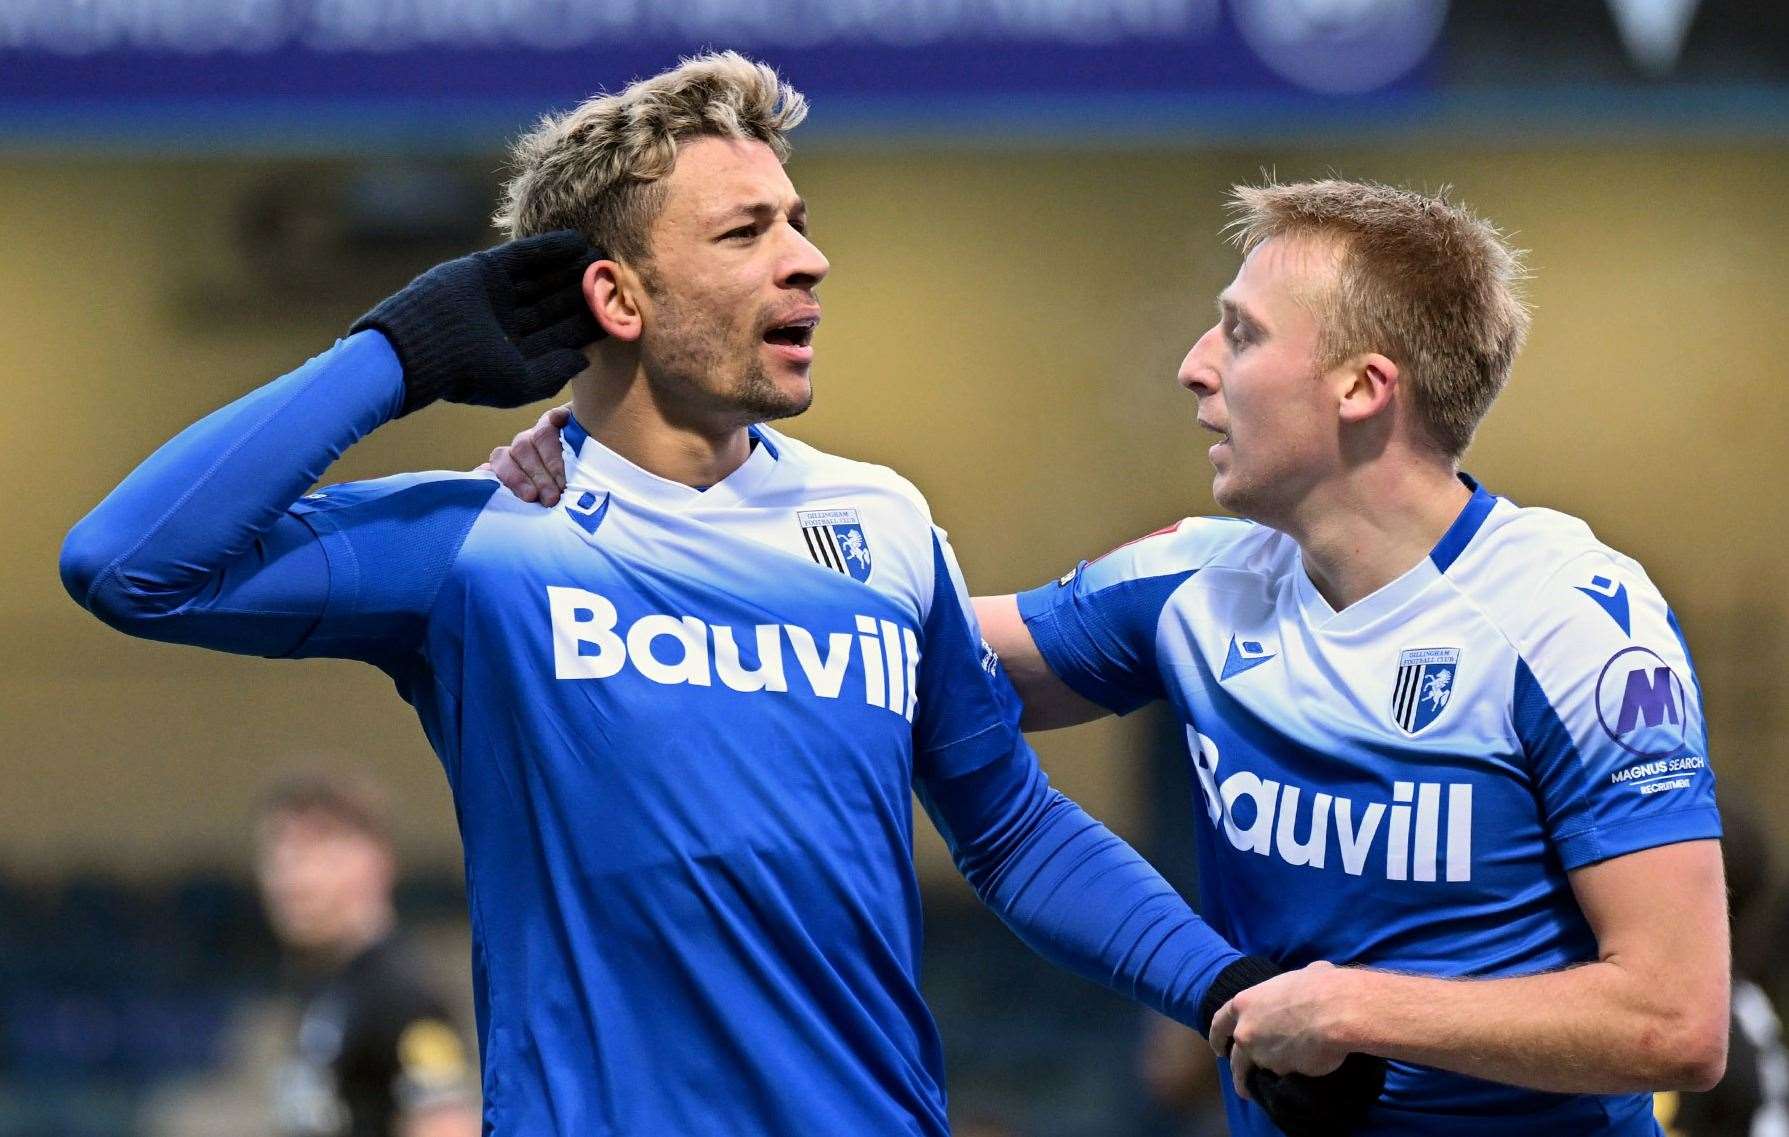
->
[1198,954,1284,1037]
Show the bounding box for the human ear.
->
[585,259,645,342]
[1336,353,1398,426]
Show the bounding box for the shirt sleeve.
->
[1512,553,1720,871]
[913,531,1244,1032]
[59,330,493,666]
[1013,522,1208,715]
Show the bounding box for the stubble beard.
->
[642,279,812,426]
[1211,451,1279,526]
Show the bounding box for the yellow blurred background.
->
[5,140,1785,881]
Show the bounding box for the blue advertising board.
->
[0,0,1449,146]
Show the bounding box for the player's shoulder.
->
[1074,515,1282,592]
[759,429,946,616]
[291,469,502,518]
[759,427,935,527]
[1449,497,1674,657]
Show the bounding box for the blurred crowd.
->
[2,759,1782,1137]
[0,772,480,1137]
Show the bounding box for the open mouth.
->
[763,319,817,348]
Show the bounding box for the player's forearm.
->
[1331,962,1727,1094]
[920,753,1241,1032]
[987,789,1244,1028]
[60,331,403,627]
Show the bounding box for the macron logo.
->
[1191,730,1474,883]
[1575,574,1631,636]
[546,586,918,719]
[565,491,611,535]
[1221,634,1276,681]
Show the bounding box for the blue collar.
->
[1428,473,1497,574]
[562,416,779,467]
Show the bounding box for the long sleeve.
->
[912,532,1243,1031]
[59,331,486,663]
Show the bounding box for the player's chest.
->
[1159,577,1522,772]
[453,505,928,730]
[1164,581,1545,892]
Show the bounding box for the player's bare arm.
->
[1210,839,1729,1096]
[971,594,1109,730]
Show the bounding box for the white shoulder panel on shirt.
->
[1077,515,1282,592]
[756,426,944,619]
[758,428,934,525]
[1444,498,1682,674]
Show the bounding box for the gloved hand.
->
[1246,1054,1387,1137]
[1198,955,1387,1136]
[350,229,604,416]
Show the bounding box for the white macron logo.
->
[1191,730,1474,882]
[547,586,918,719]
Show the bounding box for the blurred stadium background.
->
[2,1,1785,1134]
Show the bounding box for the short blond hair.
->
[1226,179,1531,457]
[494,51,808,264]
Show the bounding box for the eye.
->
[1227,320,1252,349]
[723,225,758,241]
[790,217,809,236]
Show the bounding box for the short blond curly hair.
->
[494,51,808,265]
[1227,179,1531,458]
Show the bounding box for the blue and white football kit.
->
[1019,480,1720,1136]
[61,331,1248,1137]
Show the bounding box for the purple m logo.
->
[1616,666,1679,734]
[1596,647,1690,758]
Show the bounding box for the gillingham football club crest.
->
[797,508,873,583]
[1392,647,1460,735]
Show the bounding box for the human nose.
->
[1178,323,1224,393]
[779,227,829,290]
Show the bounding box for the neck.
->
[318,903,394,969]
[570,357,754,488]
[1280,457,1472,611]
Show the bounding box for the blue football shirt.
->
[1019,479,1719,1136]
[63,331,1246,1135]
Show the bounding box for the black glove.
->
[1246,1055,1387,1137]
[351,229,604,417]
[1198,955,1387,1137]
